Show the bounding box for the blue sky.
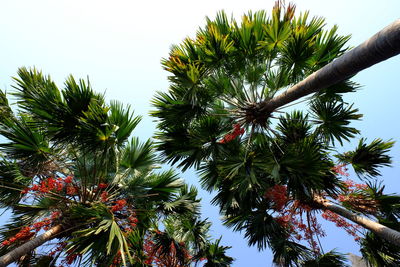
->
[0,0,399,266]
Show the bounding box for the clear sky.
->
[0,0,399,266]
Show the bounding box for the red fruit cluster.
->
[342,179,367,191]
[21,176,76,196]
[275,215,290,227]
[32,218,52,231]
[51,211,61,220]
[218,124,245,144]
[331,164,349,177]
[111,199,127,212]
[66,185,78,195]
[1,215,60,247]
[64,176,73,184]
[128,215,139,228]
[49,242,67,257]
[265,185,288,211]
[273,200,326,254]
[100,191,109,202]
[335,179,372,213]
[143,237,156,265]
[63,252,81,265]
[322,210,361,241]
[98,183,108,189]
[110,251,122,267]
[35,178,63,194]
[1,227,33,246]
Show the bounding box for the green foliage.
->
[0,160,30,208]
[360,231,400,266]
[302,250,349,267]
[151,3,398,265]
[0,90,12,122]
[270,238,311,267]
[201,237,234,267]
[0,68,233,266]
[66,205,132,267]
[0,116,51,171]
[337,138,394,177]
[276,111,312,144]
[315,80,359,101]
[310,99,362,145]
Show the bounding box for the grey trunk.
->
[261,19,400,113]
[0,224,62,267]
[314,197,400,247]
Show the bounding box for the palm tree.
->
[156,1,400,128]
[143,210,234,267]
[258,18,400,114]
[0,68,232,266]
[152,3,400,265]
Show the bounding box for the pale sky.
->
[1,0,400,266]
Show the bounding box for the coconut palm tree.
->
[0,68,232,266]
[152,3,400,265]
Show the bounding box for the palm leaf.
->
[108,101,141,147]
[336,138,394,177]
[0,116,52,174]
[0,160,30,208]
[310,99,362,145]
[302,250,349,267]
[0,89,13,122]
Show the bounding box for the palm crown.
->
[0,67,233,266]
[152,3,400,266]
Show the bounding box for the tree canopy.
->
[152,2,400,266]
[0,68,233,266]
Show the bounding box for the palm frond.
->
[336,138,394,177]
[0,89,13,122]
[310,99,362,145]
[315,80,359,102]
[360,231,400,266]
[0,116,52,174]
[276,111,312,144]
[120,138,156,177]
[12,67,64,124]
[199,237,234,267]
[108,101,141,147]
[66,204,133,266]
[271,238,312,267]
[158,184,201,215]
[302,250,349,267]
[143,170,183,202]
[0,160,30,208]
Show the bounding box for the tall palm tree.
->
[156,1,400,128]
[0,68,232,266]
[152,3,400,265]
[258,18,400,114]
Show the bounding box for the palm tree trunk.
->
[313,196,400,247]
[0,224,62,267]
[261,19,400,114]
